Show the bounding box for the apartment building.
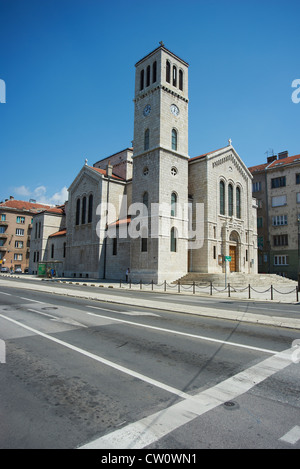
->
[0,197,50,273]
[249,151,300,280]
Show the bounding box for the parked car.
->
[0,267,9,273]
[14,268,22,274]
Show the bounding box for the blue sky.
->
[0,0,299,205]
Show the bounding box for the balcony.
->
[0,246,7,251]
[0,220,8,226]
[0,233,8,238]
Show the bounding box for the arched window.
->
[236,187,241,218]
[171,192,177,217]
[166,60,171,83]
[51,244,54,259]
[152,61,157,83]
[143,191,149,215]
[88,194,93,223]
[146,65,151,87]
[220,181,225,215]
[228,184,233,216]
[81,196,86,224]
[173,66,177,87]
[171,129,177,151]
[144,128,150,151]
[170,227,177,252]
[140,69,144,91]
[179,70,183,90]
[76,198,80,225]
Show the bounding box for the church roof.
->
[0,198,50,213]
[89,166,125,181]
[189,146,229,163]
[49,228,67,238]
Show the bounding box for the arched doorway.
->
[229,231,240,272]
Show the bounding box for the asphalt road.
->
[0,283,300,450]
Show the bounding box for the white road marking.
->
[20,297,45,304]
[0,292,12,296]
[0,314,191,399]
[87,305,159,317]
[27,308,58,319]
[279,426,300,445]
[86,311,277,354]
[27,308,87,327]
[79,347,296,449]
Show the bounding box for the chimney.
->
[278,151,288,160]
[106,161,113,178]
[267,155,277,163]
[9,196,14,200]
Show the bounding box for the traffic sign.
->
[225,256,232,261]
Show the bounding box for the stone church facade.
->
[29,44,257,282]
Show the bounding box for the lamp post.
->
[298,214,300,289]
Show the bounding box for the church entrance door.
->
[229,245,237,272]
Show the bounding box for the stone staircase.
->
[175,272,297,288]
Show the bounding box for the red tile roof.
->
[89,166,125,181]
[189,146,229,163]
[49,228,67,238]
[0,199,50,212]
[248,162,270,173]
[248,153,300,173]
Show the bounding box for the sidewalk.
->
[1,273,300,330]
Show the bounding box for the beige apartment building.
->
[0,197,50,273]
[249,151,300,280]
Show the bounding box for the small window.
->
[179,70,183,90]
[173,65,177,87]
[171,167,177,176]
[171,192,177,217]
[296,174,300,184]
[220,181,225,215]
[171,129,177,151]
[271,176,286,188]
[152,61,157,83]
[113,238,117,256]
[166,60,171,83]
[228,184,233,216]
[63,242,66,258]
[146,65,151,87]
[81,196,86,224]
[236,187,241,218]
[170,227,177,252]
[143,167,149,176]
[88,194,93,223]
[51,244,54,259]
[76,198,80,225]
[16,216,25,224]
[140,69,144,91]
[144,128,150,151]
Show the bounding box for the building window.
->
[63,242,66,258]
[51,244,54,258]
[272,215,287,226]
[0,214,6,221]
[171,129,177,151]
[236,187,241,218]
[273,234,288,246]
[170,227,177,252]
[272,195,287,207]
[152,61,157,83]
[81,196,86,224]
[16,216,25,224]
[173,65,177,87]
[112,238,117,256]
[143,167,149,176]
[213,246,216,259]
[15,241,23,248]
[76,198,80,225]
[171,166,178,176]
[146,65,151,87]
[16,228,24,236]
[0,226,6,234]
[166,60,171,83]
[296,174,300,184]
[257,217,263,228]
[171,192,177,217]
[144,128,150,151]
[179,70,183,91]
[88,194,93,223]
[14,254,22,261]
[271,176,286,188]
[274,255,289,266]
[297,193,300,203]
[228,184,233,216]
[252,181,262,192]
[140,69,144,90]
[220,181,225,215]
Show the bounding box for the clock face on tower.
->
[170,104,179,116]
[143,104,151,116]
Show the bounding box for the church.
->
[29,44,257,282]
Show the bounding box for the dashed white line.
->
[279,426,300,445]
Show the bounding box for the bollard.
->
[248,284,251,299]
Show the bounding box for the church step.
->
[175,273,297,287]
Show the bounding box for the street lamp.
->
[298,214,300,289]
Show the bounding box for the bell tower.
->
[130,43,189,282]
